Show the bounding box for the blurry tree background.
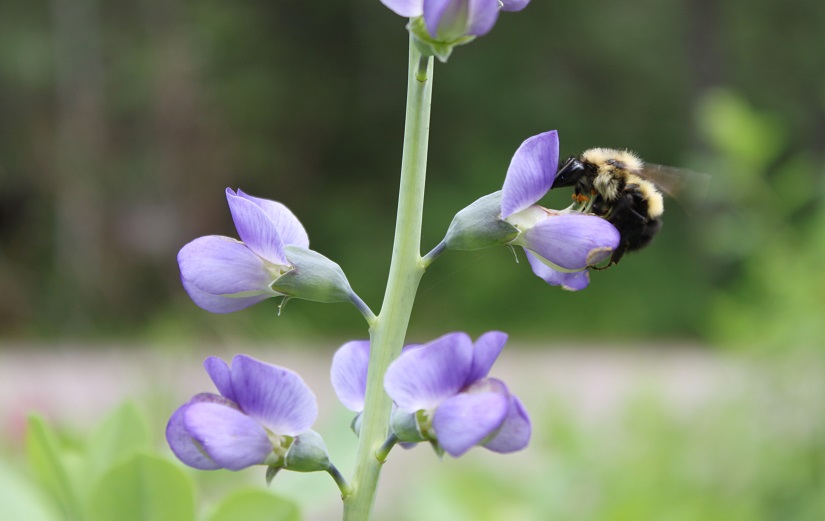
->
[1,0,824,347]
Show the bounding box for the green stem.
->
[328,464,352,498]
[349,292,377,326]
[375,434,399,463]
[342,34,434,521]
[421,240,447,268]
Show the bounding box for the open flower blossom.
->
[382,0,530,57]
[501,130,621,291]
[166,355,327,472]
[375,331,531,458]
[443,131,621,291]
[178,188,354,313]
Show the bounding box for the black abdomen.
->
[594,184,662,266]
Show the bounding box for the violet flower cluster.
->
[164,3,652,515]
[331,332,530,457]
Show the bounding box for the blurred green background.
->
[2,0,823,343]
[1,0,825,520]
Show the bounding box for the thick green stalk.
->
[342,35,433,521]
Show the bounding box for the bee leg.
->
[603,189,656,266]
[589,261,615,271]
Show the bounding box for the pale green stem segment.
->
[376,434,399,463]
[328,464,352,498]
[342,35,434,521]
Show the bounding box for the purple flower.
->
[331,340,372,414]
[166,355,322,472]
[381,331,531,458]
[382,0,530,42]
[500,131,621,291]
[178,188,353,313]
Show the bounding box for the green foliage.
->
[17,402,303,521]
[206,488,300,521]
[0,459,60,521]
[395,362,825,521]
[696,89,825,350]
[85,401,151,486]
[86,454,195,521]
[26,416,84,521]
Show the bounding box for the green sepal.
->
[429,439,445,460]
[264,466,280,486]
[283,430,330,473]
[390,409,426,443]
[271,246,353,303]
[409,16,475,63]
[444,191,520,251]
[350,413,362,437]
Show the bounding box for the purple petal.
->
[423,0,452,39]
[384,332,474,413]
[330,340,371,412]
[500,0,530,12]
[483,394,531,453]
[178,235,275,296]
[226,188,286,265]
[236,190,309,249]
[425,0,498,39]
[525,251,591,291]
[520,213,619,270]
[184,401,273,471]
[467,331,507,382]
[381,0,424,17]
[180,277,272,313]
[166,398,222,470]
[465,0,501,37]
[204,357,235,401]
[501,130,559,218]
[432,392,509,457]
[230,355,317,436]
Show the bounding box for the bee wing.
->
[640,163,711,211]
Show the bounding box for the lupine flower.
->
[444,131,621,291]
[381,331,531,457]
[501,130,621,290]
[166,355,329,473]
[330,340,371,416]
[382,0,531,61]
[178,188,354,313]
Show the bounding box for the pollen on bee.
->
[572,193,590,204]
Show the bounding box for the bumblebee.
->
[552,148,702,267]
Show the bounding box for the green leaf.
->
[25,415,84,521]
[696,89,785,170]
[0,460,61,521]
[86,453,195,521]
[86,401,151,483]
[207,488,301,521]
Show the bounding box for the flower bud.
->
[283,430,331,473]
[390,408,427,443]
[443,191,519,251]
[271,246,354,303]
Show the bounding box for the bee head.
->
[552,157,587,188]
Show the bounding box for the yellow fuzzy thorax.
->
[581,148,644,173]
[582,148,664,220]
